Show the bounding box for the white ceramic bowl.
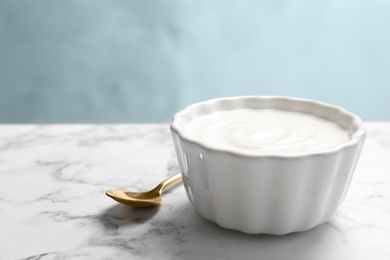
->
[170,96,366,234]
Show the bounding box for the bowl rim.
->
[170,96,367,158]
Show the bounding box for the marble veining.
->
[0,123,389,260]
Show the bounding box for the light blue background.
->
[0,0,389,123]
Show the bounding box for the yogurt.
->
[184,109,350,156]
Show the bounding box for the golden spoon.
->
[105,173,182,207]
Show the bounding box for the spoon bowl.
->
[106,173,182,207]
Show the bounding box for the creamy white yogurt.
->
[184,109,350,156]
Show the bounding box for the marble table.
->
[0,123,389,260]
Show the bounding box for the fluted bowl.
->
[170,96,366,234]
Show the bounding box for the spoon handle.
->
[158,173,183,194]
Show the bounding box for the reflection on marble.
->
[0,123,389,260]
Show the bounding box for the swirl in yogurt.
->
[184,109,350,156]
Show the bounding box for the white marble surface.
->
[0,123,389,260]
